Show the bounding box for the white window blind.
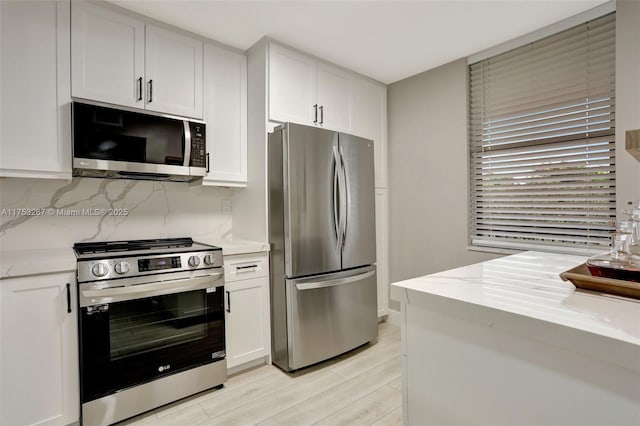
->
[469,12,616,254]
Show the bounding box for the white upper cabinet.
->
[352,78,388,188]
[202,43,247,186]
[145,24,203,118]
[268,43,352,132]
[316,63,352,131]
[71,1,203,119]
[71,1,144,109]
[268,44,317,125]
[266,41,387,186]
[0,0,72,179]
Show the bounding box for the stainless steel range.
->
[74,238,226,426]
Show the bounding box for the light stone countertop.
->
[391,251,640,346]
[0,248,77,279]
[198,237,270,256]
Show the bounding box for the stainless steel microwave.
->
[72,102,207,182]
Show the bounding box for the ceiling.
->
[108,0,608,84]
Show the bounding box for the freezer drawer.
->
[284,266,378,371]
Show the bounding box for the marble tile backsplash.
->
[0,177,233,251]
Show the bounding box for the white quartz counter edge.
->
[391,251,640,346]
[199,238,270,256]
[0,248,76,279]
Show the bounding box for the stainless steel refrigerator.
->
[268,122,378,372]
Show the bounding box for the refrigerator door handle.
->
[339,145,348,249]
[294,270,376,291]
[333,145,343,251]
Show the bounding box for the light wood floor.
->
[117,322,402,426]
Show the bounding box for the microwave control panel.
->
[190,122,206,168]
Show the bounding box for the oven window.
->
[109,291,207,360]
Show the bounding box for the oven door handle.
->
[79,272,224,307]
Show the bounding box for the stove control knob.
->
[188,255,200,267]
[204,254,216,266]
[92,263,109,278]
[114,262,130,275]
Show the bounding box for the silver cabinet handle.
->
[295,270,375,291]
[319,105,324,125]
[313,104,318,124]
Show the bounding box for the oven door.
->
[79,276,225,404]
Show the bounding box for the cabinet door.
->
[352,79,387,188]
[268,44,317,125]
[1,0,71,179]
[145,24,203,118]
[375,188,389,317]
[202,43,247,186]
[316,63,352,132]
[1,272,79,426]
[225,277,270,368]
[71,1,144,108]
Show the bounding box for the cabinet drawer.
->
[224,253,269,282]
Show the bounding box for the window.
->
[469,12,616,254]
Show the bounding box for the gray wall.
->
[387,3,640,312]
[387,58,499,311]
[615,1,640,213]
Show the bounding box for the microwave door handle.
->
[183,121,192,167]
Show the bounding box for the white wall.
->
[0,178,233,251]
[387,2,640,311]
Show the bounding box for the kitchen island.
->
[391,251,640,426]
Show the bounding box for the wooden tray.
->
[560,263,640,300]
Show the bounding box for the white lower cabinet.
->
[223,253,270,369]
[0,272,79,426]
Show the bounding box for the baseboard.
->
[227,356,269,376]
[386,308,401,326]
